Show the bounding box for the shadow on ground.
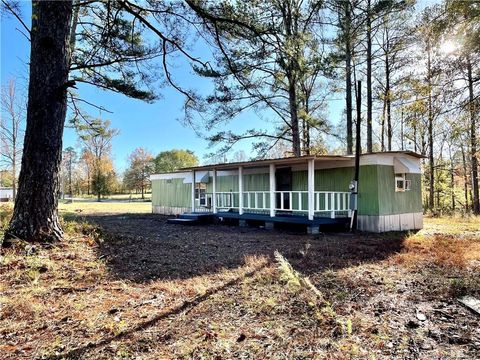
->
[83,213,409,282]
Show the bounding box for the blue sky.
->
[0,2,266,171]
[1,0,436,172]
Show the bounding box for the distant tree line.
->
[60,142,199,201]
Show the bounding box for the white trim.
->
[394,157,421,174]
[238,166,244,215]
[269,164,275,217]
[191,170,195,212]
[360,154,422,173]
[212,169,217,214]
[307,159,315,220]
[150,172,190,181]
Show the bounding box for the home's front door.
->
[276,167,292,210]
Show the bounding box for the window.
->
[395,173,405,192]
[395,173,411,192]
[405,179,412,191]
[195,183,207,206]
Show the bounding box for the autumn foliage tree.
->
[78,119,119,201]
[123,147,154,199]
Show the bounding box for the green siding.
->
[151,178,191,207]
[205,173,269,192]
[292,167,354,191]
[244,173,269,191]
[206,175,239,192]
[376,166,422,215]
[292,166,378,215]
[152,164,422,216]
[358,165,380,216]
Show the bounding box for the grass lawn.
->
[58,200,152,216]
[0,205,479,359]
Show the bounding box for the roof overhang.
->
[394,156,421,174]
[181,155,353,172]
[150,151,425,177]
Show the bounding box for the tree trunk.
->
[413,118,417,153]
[381,97,386,151]
[385,55,392,151]
[288,75,301,157]
[467,57,479,214]
[450,156,455,212]
[400,111,404,151]
[12,150,16,201]
[302,96,311,155]
[366,0,373,153]
[427,42,434,212]
[462,145,469,212]
[345,1,353,155]
[5,1,73,244]
[87,169,90,195]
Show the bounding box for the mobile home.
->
[0,187,14,202]
[150,151,424,232]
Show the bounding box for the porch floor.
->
[168,211,350,230]
[214,211,349,226]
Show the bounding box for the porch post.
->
[308,158,315,220]
[191,170,196,212]
[269,163,276,217]
[238,166,244,215]
[212,169,217,214]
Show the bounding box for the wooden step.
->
[179,214,200,220]
[167,218,198,225]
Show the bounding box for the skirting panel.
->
[357,212,423,232]
[152,205,211,215]
[152,206,190,215]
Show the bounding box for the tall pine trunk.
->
[427,42,435,213]
[450,155,455,211]
[381,97,386,151]
[366,0,373,153]
[288,75,301,157]
[467,57,479,214]
[461,144,469,212]
[5,1,73,244]
[12,148,16,200]
[345,2,353,155]
[385,51,392,151]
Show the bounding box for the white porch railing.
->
[215,192,239,209]
[314,191,350,218]
[204,190,350,218]
[274,191,308,211]
[244,191,270,210]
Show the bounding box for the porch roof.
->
[181,155,351,171]
[180,151,424,171]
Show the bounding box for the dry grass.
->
[0,209,479,359]
[392,232,480,269]
[423,215,480,234]
[58,200,151,216]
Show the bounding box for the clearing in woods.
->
[0,202,479,359]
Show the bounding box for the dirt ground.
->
[1,212,479,359]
